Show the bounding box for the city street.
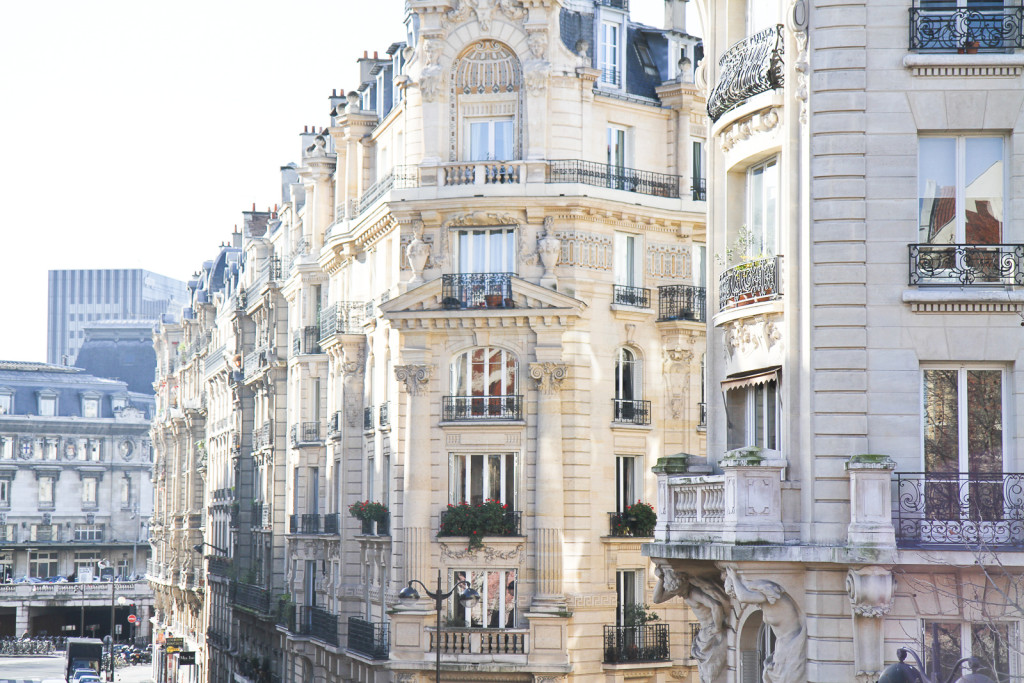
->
[0,656,153,683]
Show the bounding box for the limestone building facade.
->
[148,1,710,681]
[0,361,154,641]
[646,0,1024,681]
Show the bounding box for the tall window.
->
[452,569,517,628]
[607,126,627,169]
[600,21,621,85]
[614,233,640,288]
[82,477,98,508]
[923,621,1014,681]
[468,119,514,161]
[725,379,779,451]
[922,368,1004,524]
[38,475,55,507]
[30,551,58,579]
[0,478,10,507]
[82,395,99,418]
[615,347,642,402]
[616,570,639,626]
[615,456,638,513]
[38,394,56,417]
[919,136,1004,244]
[450,453,518,507]
[120,475,132,509]
[449,347,519,418]
[303,559,317,607]
[458,228,516,273]
[308,467,320,515]
[747,158,779,258]
[0,391,12,414]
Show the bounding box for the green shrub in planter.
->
[348,500,388,522]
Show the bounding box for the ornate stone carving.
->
[416,39,445,103]
[447,0,525,31]
[536,217,561,288]
[724,568,806,683]
[554,230,613,270]
[406,220,431,285]
[445,211,519,228]
[395,364,433,396]
[440,542,523,562]
[395,673,419,683]
[529,362,567,395]
[653,565,728,683]
[720,107,781,152]
[524,65,549,95]
[664,336,697,419]
[528,30,547,60]
[788,0,809,124]
[846,566,894,618]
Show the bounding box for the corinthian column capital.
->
[529,362,567,395]
[394,364,433,396]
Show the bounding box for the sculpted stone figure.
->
[653,565,728,683]
[724,567,806,683]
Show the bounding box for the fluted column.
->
[529,362,567,610]
[395,364,433,586]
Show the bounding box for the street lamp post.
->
[398,570,481,683]
[878,647,996,683]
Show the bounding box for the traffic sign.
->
[127,614,137,624]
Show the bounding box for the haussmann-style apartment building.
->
[646,0,1024,682]
[148,1,712,682]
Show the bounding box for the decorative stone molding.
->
[533,677,566,683]
[446,0,526,31]
[903,54,1024,77]
[647,241,690,279]
[787,0,809,123]
[440,542,523,562]
[846,566,894,618]
[445,211,520,229]
[536,218,561,288]
[395,364,433,396]
[663,333,698,419]
[724,567,806,683]
[719,107,781,152]
[529,362,567,395]
[554,231,612,270]
[846,454,897,547]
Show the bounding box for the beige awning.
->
[720,366,781,392]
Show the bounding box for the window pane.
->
[964,138,1003,244]
[754,384,765,448]
[766,380,778,449]
[494,120,513,160]
[972,622,1011,680]
[919,138,957,244]
[750,166,765,254]
[967,370,1003,521]
[489,229,505,273]
[503,454,516,507]
[470,454,484,505]
[726,390,746,451]
[487,454,501,501]
[470,122,489,161]
[763,161,778,256]
[924,622,962,678]
[923,369,960,473]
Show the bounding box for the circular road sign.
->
[127,614,138,624]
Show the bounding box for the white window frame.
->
[615,455,639,513]
[922,619,1018,680]
[725,379,780,451]
[81,393,100,418]
[457,227,516,274]
[449,452,519,508]
[0,389,12,415]
[614,347,642,402]
[918,135,1006,245]
[37,391,57,417]
[746,157,779,259]
[0,478,10,507]
[466,118,514,162]
[614,233,642,288]
[451,568,518,628]
[82,477,99,508]
[600,20,622,86]
[616,569,640,626]
[38,475,55,507]
[29,550,58,578]
[921,365,1006,474]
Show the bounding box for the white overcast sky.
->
[0,0,684,363]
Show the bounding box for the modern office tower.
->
[0,360,154,641]
[47,269,188,366]
[646,0,1024,682]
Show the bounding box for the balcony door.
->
[921,368,1008,543]
[457,228,515,274]
[449,452,517,508]
[468,119,514,162]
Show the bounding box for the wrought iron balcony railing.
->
[691,177,707,201]
[442,395,523,421]
[357,165,418,215]
[607,510,656,537]
[719,256,782,309]
[613,399,652,425]
[599,66,622,86]
[207,556,232,579]
[327,411,343,439]
[348,617,389,659]
[280,604,339,646]
[323,512,340,535]
[231,581,271,614]
[319,301,366,338]
[292,326,321,355]
[437,508,522,538]
[603,624,670,664]
[908,243,1024,286]
[658,285,706,322]
[360,512,391,536]
[707,24,785,122]
[289,514,324,535]
[909,1,1024,52]
[441,273,514,309]
[613,284,651,308]
[894,472,1024,548]
[364,406,374,432]
[548,159,684,198]
[379,401,390,428]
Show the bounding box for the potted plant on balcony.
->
[438,499,515,550]
[348,500,389,534]
[621,501,657,537]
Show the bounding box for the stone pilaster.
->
[395,363,433,586]
[528,362,567,609]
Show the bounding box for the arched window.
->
[450,40,523,163]
[446,347,521,420]
[614,347,649,424]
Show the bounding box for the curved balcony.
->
[718,256,782,311]
[707,24,785,123]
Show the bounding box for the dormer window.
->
[0,390,11,415]
[600,21,622,86]
[37,391,57,417]
[81,393,100,418]
[635,40,658,77]
[111,395,128,412]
